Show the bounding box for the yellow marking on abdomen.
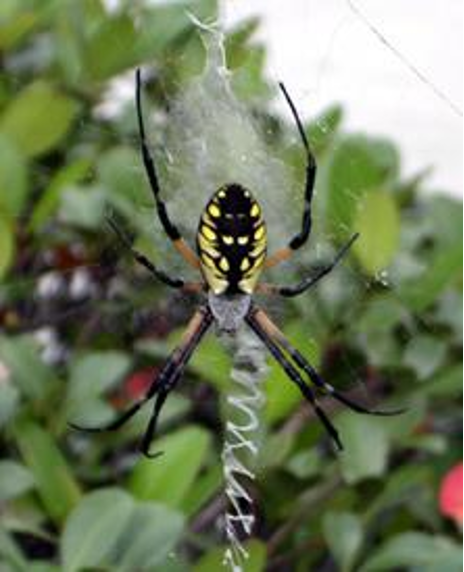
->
[201,225,217,241]
[240,257,250,271]
[208,204,221,218]
[254,225,265,240]
[250,204,260,218]
[219,257,230,272]
[201,252,217,270]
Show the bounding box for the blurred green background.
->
[0,1,462,571]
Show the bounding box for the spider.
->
[71,69,400,457]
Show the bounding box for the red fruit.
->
[439,462,463,526]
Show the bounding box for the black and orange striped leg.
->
[248,306,404,420]
[70,307,214,457]
[136,69,200,271]
[265,83,317,270]
[245,307,344,450]
[257,233,359,297]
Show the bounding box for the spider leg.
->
[250,306,405,416]
[265,82,317,269]
[246,306,343,450]
[139,306,213,457]
[135,69,200,270]
[70,307,213,457]
[106,215,182,288]
[257,233,359,297]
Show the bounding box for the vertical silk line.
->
[346,0,462,118]
[221,328,268,572]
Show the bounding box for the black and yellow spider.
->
[72,69,399,457]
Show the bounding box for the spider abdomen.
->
[197,183,267,295]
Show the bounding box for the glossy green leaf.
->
[337,413,390,483]
[84,15,138,81]
[0,528,27,569]
[399,243,462,311]
[422,365,462,398]
[0,215,14,280]
[323,511,363,572]
[61,488,133,572]
[59,184,107,229]
[189,335,233,392]
[13,421,80,524]
[0,383,20,427]
[129,426,211,508]
[308,104,344,155]
[264,322,320,424]
[326,135,399,236]
[0,335,55,401]
[113,503,184,571]
[0,81,79,157]
[29,158,91,231]
[66,351,131,423]
[403,335,447,380]
[359,532,463,572]
[0,134,28,217]
[353,190,400,275]
[0,460,35,501]
[0,8,38,49]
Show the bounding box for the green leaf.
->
[29,158,91,232]
[129,426,211,508]
[134,0,217,65]
[286,449,322,480]
[359,532,463,572]
[13,421,80,524]
[97,146,146,217]
[67,350,131,422]
[0,335,55,401]
[61,488,133,572]
[83,15,138,81]
[0,214,14,280]
[353,190,400,275]
[0,134,29,217]
[308,105,343,155]
[63,486,184,572]
[0,382,20,427]
[0,7,39,49]
[326,135,399,237]
[337,413,390,483]
[0,460,35,501]
[181,464,223,517]
[0,527,27,569]
[112,503,184,571]
[399,243,462,311]
[189,335,233,392]
[421,365,462,398]
[323,511,363,572]
[59,184,107,229]
[0,81,79,157]
[264,322,319,424]
[225,17,260,70]
[194,539,266,572]
[403,335,447,380]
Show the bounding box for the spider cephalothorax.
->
[71,69,401,457]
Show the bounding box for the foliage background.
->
[0,1,462,571]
